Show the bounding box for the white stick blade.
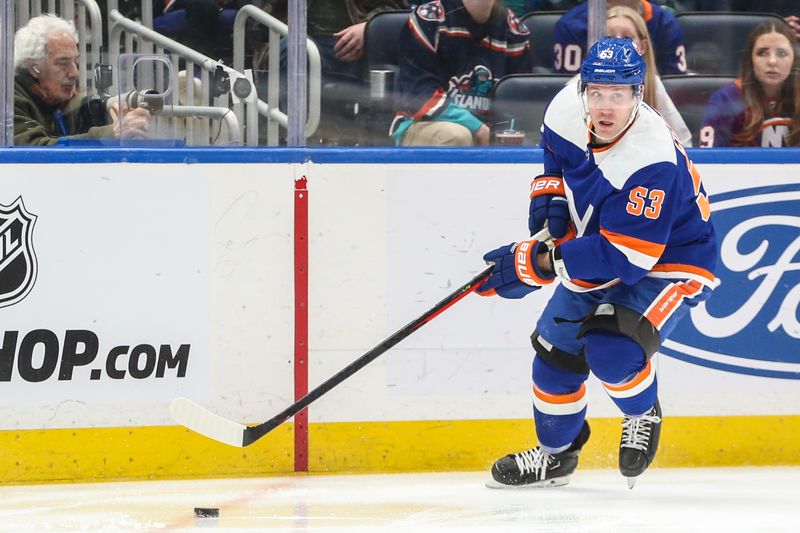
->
[169,397,247,447]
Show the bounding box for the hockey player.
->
[391,0,532,146]
[477,37,717,488]
[553,0,686,76]
[699,19,800,147]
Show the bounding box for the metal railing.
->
[105,0,152,26]
[233,4,320,146]
[15,0,103,95]
[105,0,153,56]
[159,105,241,145]
[108,9,256,146]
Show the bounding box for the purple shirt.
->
[700,82,791,147]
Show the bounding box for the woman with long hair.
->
[700,19,800,147]
[606,5,693,146]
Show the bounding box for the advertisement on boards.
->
[0,164,211,427]
[664,175,800,380]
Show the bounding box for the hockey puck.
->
[194,507,219,518]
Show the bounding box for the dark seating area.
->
[520,11,566,74]
[360,9,412,145]
[290,7,797,146]
[676,11,785,75]
[660,74,736,147]
[489,74,572,146]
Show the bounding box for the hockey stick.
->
[170,265,494,447]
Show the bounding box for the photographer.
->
[14,14,151,146]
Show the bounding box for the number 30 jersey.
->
[540,83,717,293]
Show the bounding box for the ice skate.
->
[487,421,590,488]
[619,400,662,489]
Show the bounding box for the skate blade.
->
[485,476,571,489]
[626,476,638,490]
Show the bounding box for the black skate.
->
[487,421,590,488]
[619,400,662,489]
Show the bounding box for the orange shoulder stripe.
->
[601,228,665,258]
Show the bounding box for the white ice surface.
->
[0,467,797,532]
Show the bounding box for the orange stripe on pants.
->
[646,280,703,329]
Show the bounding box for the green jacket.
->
[14,71,114,146]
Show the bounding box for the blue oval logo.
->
[661,183,800,379]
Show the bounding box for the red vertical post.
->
[294,176,309,472]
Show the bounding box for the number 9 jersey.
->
[539,82,717,294]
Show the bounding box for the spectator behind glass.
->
[152,0,255,65]
[253,0,408,144]
[554,0,686,75]
[13,14,150,146]
[257,0,409,84]
[606,5,692,145]
[699,19,800,147]
[392,0,532,146]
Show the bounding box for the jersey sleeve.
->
[506,11,533,74]
[552,9,585,74]
[652,12,686,75]
[557,162,680,285]
[394,3,451,121]
[540,126,565,176]
[699,85,739,148]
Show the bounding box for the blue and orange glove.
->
[477,230,556,299]
[529,174,572,241]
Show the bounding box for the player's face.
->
[751,31,794,96]
[607,16,647,55]
[31,32,79,106]
[585,83,637,139]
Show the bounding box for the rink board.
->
[0,148,798,484]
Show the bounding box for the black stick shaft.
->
[243,266,493,445]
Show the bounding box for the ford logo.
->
[661,183,800,379]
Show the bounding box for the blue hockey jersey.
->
[553,1,686,75]
[699,81,792,147]
[391,0,532,141]
[540,82,717,293]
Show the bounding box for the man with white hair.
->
[14,14,150,145]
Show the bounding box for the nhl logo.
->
[0,197,38,308]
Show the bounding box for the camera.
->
[124,89,165,113]
[94,63,112,94]
[82,63,167,125]
[82,63,114,126]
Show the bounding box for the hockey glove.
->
[477,235,556,299]
[529,174,571,240]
